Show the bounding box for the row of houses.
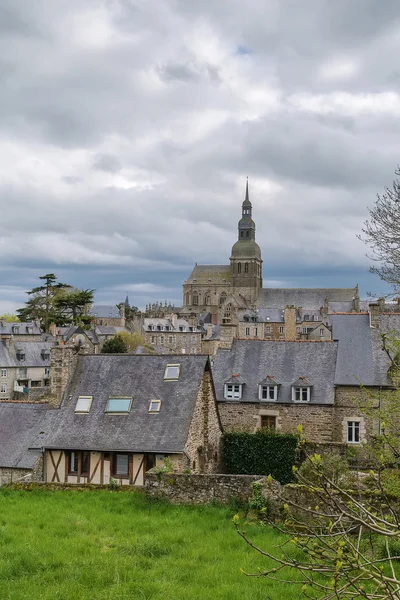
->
[0,308,399,485]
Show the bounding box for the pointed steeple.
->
[124,294,130,308]
[243,177,251,207]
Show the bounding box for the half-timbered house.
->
[43,353,222,485]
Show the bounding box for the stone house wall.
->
[49,347,80,407]
[333,386,381,444]
[218,401,334,443]
[144,331,202,354]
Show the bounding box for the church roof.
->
[185,264,231,284]
[256,288,356,310]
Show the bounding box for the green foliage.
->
[108,477,119,491]
[0,313,20,322]
[16,274,94,332]
[115,330,145,352]
[248,481,270,514]
[148,456,174,481]
[0,489,294,600]
[222,430,297,484]
[101,336,128,353]
[297,452,351,486]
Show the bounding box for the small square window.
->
[0,384,7,393]
[1,369,6,377]
[261,415,276,430]
[164,364,180,380]
[149,399,161,413]
[265,326,271,334]
[113,453,129,477]
[75,396,93,413]
[105,397,132,413]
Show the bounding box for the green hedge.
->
[222,430,298,484]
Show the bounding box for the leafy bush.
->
[101,336,128,353]
[222,430,297,484]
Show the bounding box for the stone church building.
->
[181,181,359,328]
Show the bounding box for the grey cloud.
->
[93,154,122,173]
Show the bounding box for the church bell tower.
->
[230,180,263,303]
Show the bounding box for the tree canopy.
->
[101,336,128,354]
[361,168,400,293]
[16,273,94,332]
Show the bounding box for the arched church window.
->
[240,231,244,238]
[245,262,249,273]
[185,292,190,305]
[204,294,210,305]
[193,292,199,306]
[238,263,242,274]
[219,292,227,307]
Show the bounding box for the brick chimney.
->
[49,322,57,337]
[369,303,381,328]
[2,335,10,349]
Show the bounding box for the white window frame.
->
[320,328,325,337]
[224,384,242,399]
[1,369,6,377]
[292,387,311,402]
[0,383,6,393]
[75,396,93,413]
[265,325,271,334]
[259,385,278,401]
[44,367,50,376]
[347,421,361,444]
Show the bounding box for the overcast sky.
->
[1,0,399,313]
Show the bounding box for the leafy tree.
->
[54,289,94,329]
[361,168,400,292]
[114,331,145,352]
[235,360,400,600]
[16,274,94,332]
[0,313,20,322]
[101,336,128,353]
[117,303,140,321]
[16,274,71,331]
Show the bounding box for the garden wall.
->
[145,472,263,504]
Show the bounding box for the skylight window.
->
[164,364,180,380]
[105,397,132,413]
[75,396,93,413]
[149,400,161,413]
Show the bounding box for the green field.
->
[0,488,301,600]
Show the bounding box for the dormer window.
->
[258,376,279,401]
[75,396,93,413]
[292,377,312,402]
[148,325,153,331]
[27,327,33,334]
[16,351,25,361]
[41,349,50,360]
[224,384,242,399]
[164,364,180,380]
[224,374,245,399]
[12,326,19,334]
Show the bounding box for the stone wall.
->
[49,346,80,407]
[333,386,381,444]
[218,401,334,443]
[0,467,32,486]
[146,472,261,504]
[184,369,222,473]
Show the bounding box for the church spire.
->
[243,177,251,207]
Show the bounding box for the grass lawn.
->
[0,488,302,600]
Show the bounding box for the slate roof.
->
[213,339,337,404]
[330,314,393,386]
[185,265,231,284]
[44,354,212,453]
[256,288,355,310]
[0,403,52,468]
[89,305,122,319]
[144,318,203,333]
[0,341,54,368]
[0,321,42,336]
[239,308,284,323]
